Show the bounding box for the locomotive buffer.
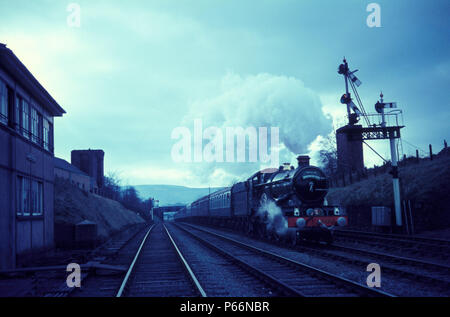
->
[338,58,405,228]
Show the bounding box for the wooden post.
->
[416,149,419,163]
[429,144,433,160]
[408,200,415,234]
[402,200,409,235]
[445,139,448,149]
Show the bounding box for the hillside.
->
[327,147,450,231]
[54,178,145,240]
[134,184,224,205]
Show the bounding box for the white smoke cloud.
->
[179,72,332,186]
[257,197,288,236]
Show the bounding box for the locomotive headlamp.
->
[296,218,306,228]
[337,217,347,226]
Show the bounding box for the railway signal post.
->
[337,59,405,229]
[377,93,402,226]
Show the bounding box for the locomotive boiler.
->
[174,155,347,244]
[249,156,347,243]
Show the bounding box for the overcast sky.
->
[1,0,449,187]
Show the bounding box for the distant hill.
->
[134,184,224,206]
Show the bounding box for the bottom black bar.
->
[0,297,448,315]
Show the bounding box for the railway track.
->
[0,224,147,297]
[90,224,147,261]
[333,229,450,261]
[294,242,450,292]
[179,222,450,296]
[116,224,205,297]
[175,223,393,297]
[166,224,290,296]
[68,224,151,297]
[329,243,450,273]
[335,229,450,246]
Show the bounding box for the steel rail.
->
[179,223,394,297]
[164,225,207,297]
[329,243,450,272]
[173,223,305,296]
[36,224,148,297]
[334,229,450,247]
[290,241,450,290]
[116,225,154,297]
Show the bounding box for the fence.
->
[330,139,448,188]
[344,198,450,234]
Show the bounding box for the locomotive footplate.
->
[286,209,348,243]
[287,215,348,229]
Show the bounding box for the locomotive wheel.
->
[290,236,297,246]
[324,231,334,245]
[268,230,278,242]
[256,223,263,239]
[245,222,252,236]
[285,231,297,246]
[257,222,267,239]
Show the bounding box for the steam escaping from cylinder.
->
[257,197,288,236]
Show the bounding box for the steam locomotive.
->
[174,156,347,244]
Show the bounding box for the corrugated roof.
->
[54,157,89,176]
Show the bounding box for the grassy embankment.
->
[54,178,145,241]
[326,148,450,232]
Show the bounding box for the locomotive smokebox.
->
[297,155,310,168]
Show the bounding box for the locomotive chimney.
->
[297,155,310,168]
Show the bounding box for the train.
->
[174,155,347,244]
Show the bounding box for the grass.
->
[326,147,450,232]
[54,178,145,240]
